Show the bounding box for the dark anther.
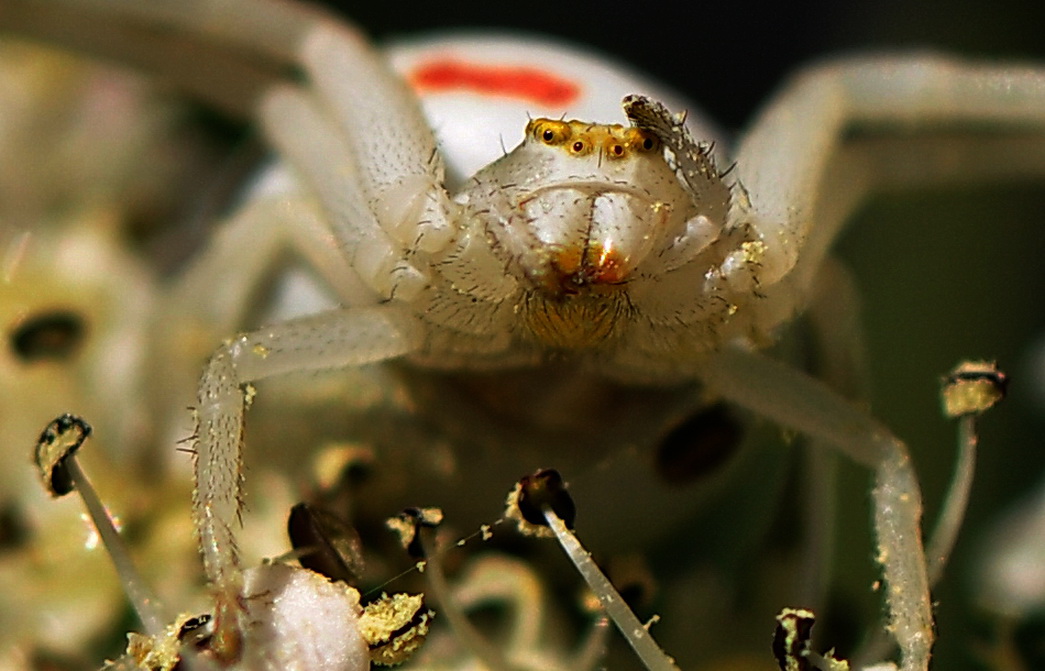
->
[178,613,214,649]
[287,503,364,584]
[516,469,576,530]
[942,360,1009,417]
[772,608,815,671]
[388,507,443,559]
[10,310,86,361]
[945,361,1008,392]
[35,414,92,496]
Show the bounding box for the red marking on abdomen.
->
[408,58,581,107]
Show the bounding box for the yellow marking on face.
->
[535,243,630,298]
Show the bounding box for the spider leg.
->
[8,1,457,255]
[4,4,457,652]
[697,57,1045,669]
[795,258,870,611]
[153,175,378,443]
[732,54,1045,292]
[254,17,464,303]
[296,24,456,254]
[168,176,377,332]
[258,84,433,301]
[2,0,324,115]
[699,347,931,671]
[193,305,423,657]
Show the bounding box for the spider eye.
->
[10,310,87,362]
[571,140,585,153]
[603,136,629,159]
[627,129,659,153]
[530,119,570,145]
[637,134,658,152]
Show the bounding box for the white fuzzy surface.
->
[240,564,368,671]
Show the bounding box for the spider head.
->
[463,117,699,302]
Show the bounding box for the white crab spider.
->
[9,0,1045,668]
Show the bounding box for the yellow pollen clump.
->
[741,240,767,264]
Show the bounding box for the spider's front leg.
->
[702,55,1045,671]
[700,349,931,670]
[187,15,460,659]
[194,306,423,656]
[734,54,1045,290]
